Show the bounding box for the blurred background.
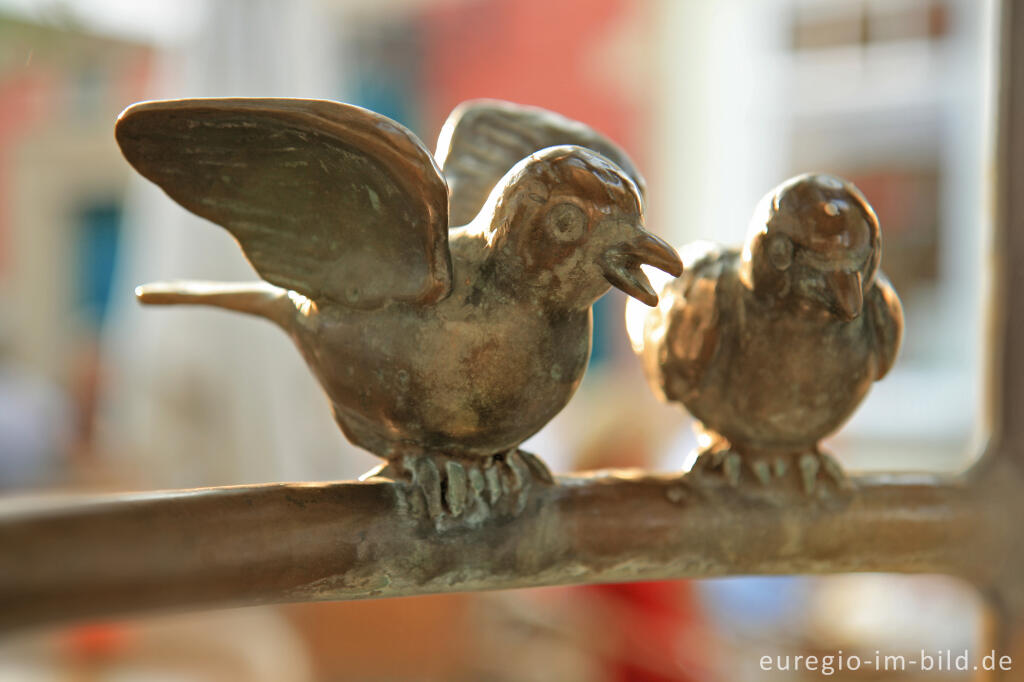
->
[0,0,997,679]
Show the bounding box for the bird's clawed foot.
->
[363,449,554,530]
[688,443,850,498]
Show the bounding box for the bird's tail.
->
[135,281,296,331]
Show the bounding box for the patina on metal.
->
[115,98,682,527]
[437,99,648,226]
[628,174,904,495]
[0,471,998,633]
[5,9,1024,675]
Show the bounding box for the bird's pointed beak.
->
[825,270,863,321]
[601,231,683,307]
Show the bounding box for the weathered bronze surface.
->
[0,470,999,632]
[116,98,682,526]
[437,99,648,226]
[5,6,1024,671]
[628,174,904,494]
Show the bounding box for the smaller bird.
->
[627,173,903,494]
[117,97,681,527]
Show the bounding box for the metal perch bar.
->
[0,470,1010,632]
[2,7,1024,672]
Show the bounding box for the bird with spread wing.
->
[117,98,682,526]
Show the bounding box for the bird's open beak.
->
[601,231,683,307]
[825,271,863,321]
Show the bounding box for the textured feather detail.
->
[662,246,728,387]
[117,98,452,309]
[626,242,730,403]
[436,100,645,226]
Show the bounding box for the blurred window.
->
[74,200,121,330]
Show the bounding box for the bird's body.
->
[647,244,896,454]
[118,97,681,524]
[283,229,592,459]
[629,174,903,492]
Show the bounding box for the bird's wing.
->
[626,241,729,403]
[867,271,904,380]
[117,98,451,309]
[435,99,645,226]
[658,242,730,400]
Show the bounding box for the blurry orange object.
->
[62,623,134,662]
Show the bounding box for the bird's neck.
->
[741,254,786,301]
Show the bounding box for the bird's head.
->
[740,173,880,321]
[477,145,681,309]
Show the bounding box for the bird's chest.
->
[417,304,591,406]
[711,296,876,443]
[733,300,872,391]
[303,301,592,454]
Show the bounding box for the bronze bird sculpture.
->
[627,173,903,494]
[116,97,682,525]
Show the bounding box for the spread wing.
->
[435,99,646,226]
[116,98,451,309]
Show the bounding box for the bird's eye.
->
[767,235,793,271]
[545,203,586,242]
